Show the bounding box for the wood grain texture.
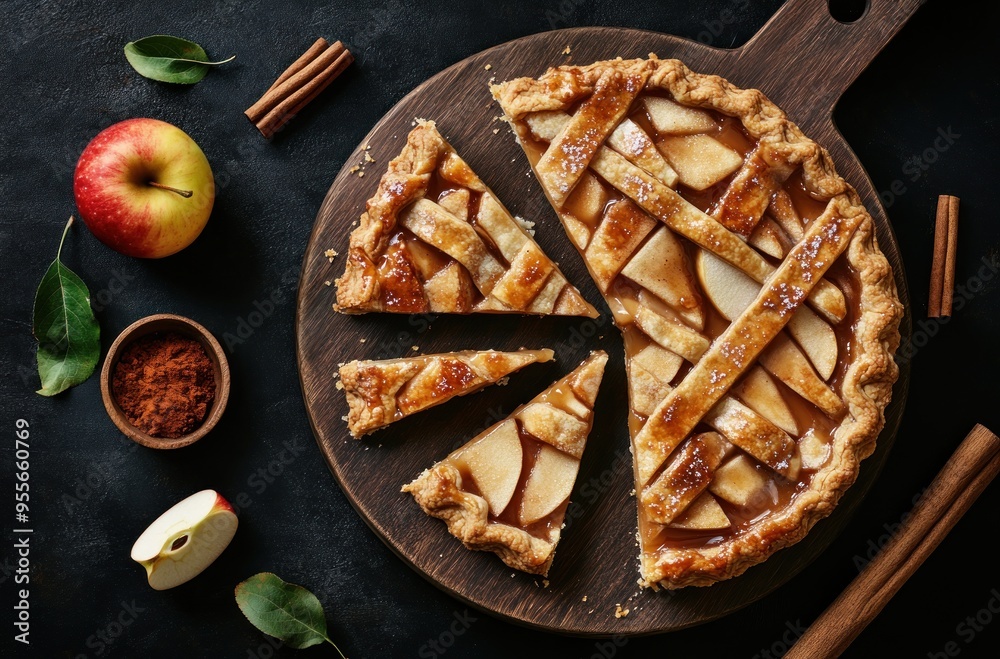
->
[296,0,917,635]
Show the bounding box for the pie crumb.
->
[484,63,492,71]
[358,171,364,178]
[496,376,509,386]
[614,604,630,619]
[364,152,375,163]
[562,45,572,55]
[359,338,366,343]
[514,216,536,235]
[349,164,360,174]
[324,248,338,262]
[542,579,550,588]
[582,595,588,602]
[492,128,500,134]
[335,380,344,390]
[324,280,331,286]
[411,345,419,351]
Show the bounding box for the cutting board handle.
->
[734,0,923,118]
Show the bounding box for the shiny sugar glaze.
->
[513,95,861,552]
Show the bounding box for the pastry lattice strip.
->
[334,120,597,317]
[523,96,847,324]
[339,349,554,436]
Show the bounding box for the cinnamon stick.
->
[245,38,353,139]
[786,424,1000,659]
[928,194,960,318]
[941,195,960,316]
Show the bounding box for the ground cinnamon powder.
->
[112,332,216,438]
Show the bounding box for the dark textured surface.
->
[1,1,998,657]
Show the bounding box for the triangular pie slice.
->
[340,348,554,437]
[334,120,598,317]
[402,350,607,575]
[492,57,901,589]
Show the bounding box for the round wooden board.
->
[297,5,915,636]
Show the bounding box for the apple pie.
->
[492,57,902,588]
[340,348,554,437]
[334,120,597,317]
[403,351,607,575]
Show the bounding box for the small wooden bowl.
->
[100,314,230,449]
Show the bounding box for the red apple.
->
[74,118,215,258]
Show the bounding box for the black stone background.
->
[2,0,999,657]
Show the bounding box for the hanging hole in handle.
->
[828,0,870,23]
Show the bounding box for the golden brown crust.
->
[402,351,609,577]
[492,56,902,589]
[403,463,559,575]
[334,120,598,317]
[339,348,554,437]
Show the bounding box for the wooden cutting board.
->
[296,0,918,635]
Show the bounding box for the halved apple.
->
[456,419,523,516]
[643,97,716,135]
[657,134,743,191]
[519,444,579,525]
[670,493,731,531]
[131,490,238,591]
[733,366,799,436]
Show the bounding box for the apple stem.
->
[57,216,74,260]
[148,181,194,198]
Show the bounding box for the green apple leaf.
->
[124,35,235,84]
[235,573,345,656]
[32,217,101,396]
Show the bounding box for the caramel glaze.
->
[449,383,588,542]
[375,167,514,310]
[514,98,862,553]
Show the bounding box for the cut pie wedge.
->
[492,57,901,589]
[340,348,554,437]
[334,120,598,317]
[402,351,608,575]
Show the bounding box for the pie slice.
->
[402,351,607,575]
[492,57,902,588]
[334,120,598,317]
[340,348,554,437]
